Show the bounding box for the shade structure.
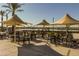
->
[54,14,79,25]
[36,20,50,33]
[37,20,50,25]
[54,14,79,47]
[3,15,28,42]
[4,15,27,26]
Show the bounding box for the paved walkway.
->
[0,39,78,56]
[18,40,62,56]
[48,43,79,56]
[0,40,20,56]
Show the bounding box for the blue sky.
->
[0,3,79,24]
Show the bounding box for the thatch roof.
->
[37,20,50,25]
[4,15,27,26]
[54,14,79,25]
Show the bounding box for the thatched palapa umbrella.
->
[55,14,79,25]
[37,19,50,30]
[54,14,79,56]
[4,15,27,26]
[37,20,49,25]
[4,14,28,42]
[54,14,79,33]
[37,19,50,39]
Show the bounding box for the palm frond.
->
[2,5,10,8]
[0,10,5,16]
[5,9,11,15]
[17,9,24,12]
[2,3,24,16]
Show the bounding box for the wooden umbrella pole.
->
[13,25,16,42]
[66,25,69,46]
[43,25,45,39]
[53,17,54,33]
[6,25,9,40]
[66,25,71,56]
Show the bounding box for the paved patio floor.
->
[0,39,78,56]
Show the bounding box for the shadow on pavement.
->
[18,44,63,56]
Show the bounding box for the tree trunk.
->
[12,11,15,16]
[1,15,3,31]
[6,14,8,20]
[12,25,16,42]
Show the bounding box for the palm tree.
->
[2,3,24,42]
[0,10,5,30]
[2,3,24,16]
[5,10,10,20]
